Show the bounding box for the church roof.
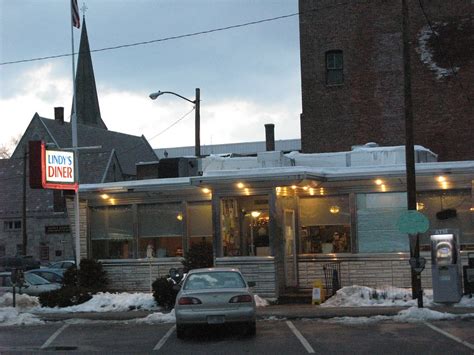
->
[73,18,107,129]
[38,116,157,180]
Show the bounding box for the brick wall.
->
[299,0,474,161]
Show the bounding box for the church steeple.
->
[73,17,107,129]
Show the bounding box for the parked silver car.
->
[174,268,256,338]
[0,271,61,296]
[27,268,65,284]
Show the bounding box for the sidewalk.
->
[33,304,474,322]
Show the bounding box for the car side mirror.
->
[247,281,256,287]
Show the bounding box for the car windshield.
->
[25,272,50,285]
[184,271,246,290]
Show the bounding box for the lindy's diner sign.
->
[29,140,78,191]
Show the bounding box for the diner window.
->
[220,196,270,257]
[357,192,409,253]
[299,195,351,254]
[90,205,134,259]
[138,203,184,258]
[417,190,473,250]
[326,50,343,85]
[188,203,213,247]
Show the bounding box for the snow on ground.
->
[136,309,176,324]
[0,293,40,309]
[0,307,44,326]
[322,285,474,309]
[254,294,269,307]
[32,292,160,313]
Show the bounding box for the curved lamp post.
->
[149,88,201,157]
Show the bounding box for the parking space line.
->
[153,325,176,351]
[286,321,315,353]
[424,322,474,351]
[40,324,69,350]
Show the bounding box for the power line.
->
[0,4,351,66]
[148,107,195,143]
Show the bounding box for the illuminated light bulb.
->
[416,202,425,211]
[381,184,387,192]
[276,187,281,193]
[309,188,315,196]
[202,188,211,194]
[329,205,340,214]
[303,186,309,191]
[176,213,183,221]
[375,179,383,186]
[109,198,116,205]
[101,194,109,200]
[244,188,250,195]
[291,185,297,190]
[436,176,446,183]
[251,211,261,218]
[441,181,448,190]
[237,182,245,189]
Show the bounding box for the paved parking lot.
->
[1,318,473,354]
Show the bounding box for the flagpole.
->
[70,0,81,269]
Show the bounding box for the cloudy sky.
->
[0,0,301,150]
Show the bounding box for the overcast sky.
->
[0,0,301,150]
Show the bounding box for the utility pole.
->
[195,88,201,157]
[402,0,423,307]
[22,147,27,255]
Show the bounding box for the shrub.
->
[77,258,108,292]
[181,240,213,272]
[39,258,108,308]
[152,277,178,310]
[39,286,92,308]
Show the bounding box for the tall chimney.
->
[54,107,64,124]
[264,124,275,151]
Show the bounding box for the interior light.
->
[276,187,281,193]
[381,184,387,192]
[101,194,109,200]
[470,207,474,212]
[244,188,250,195]
[375,179,383,185]
[416,202,425,211]
[176,213,183,221]
[291,185,297,190]
[329,205,340,214]
[109,198,116,205]
[237,182,245,189]
[251,211,261,218]
[436,176,446,183]
[303,186,309,191]
[441,181,448,190]
[309,188,315,196]
[202,188,211,194]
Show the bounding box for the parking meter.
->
[430,231,463,303]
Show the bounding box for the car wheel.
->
[176,324,186,339]
[246,321,256,336]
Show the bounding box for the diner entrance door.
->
[283,209,297,287]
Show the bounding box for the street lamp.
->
[149,88,201,157]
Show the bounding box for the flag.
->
[71,0,80,28]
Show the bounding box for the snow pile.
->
[33,292,159,313]
[254,295,269,307]
[136,309,176,324]
[0,307,44,326]
[394,306,457,322]
[328,315,391,325]
[0,293,40,309]
[321,286,431,307]
[456,296,474,308]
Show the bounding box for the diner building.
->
[73,144,474,299]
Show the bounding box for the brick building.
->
[299,0,473,161]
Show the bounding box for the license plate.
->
[207,315,225,324]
